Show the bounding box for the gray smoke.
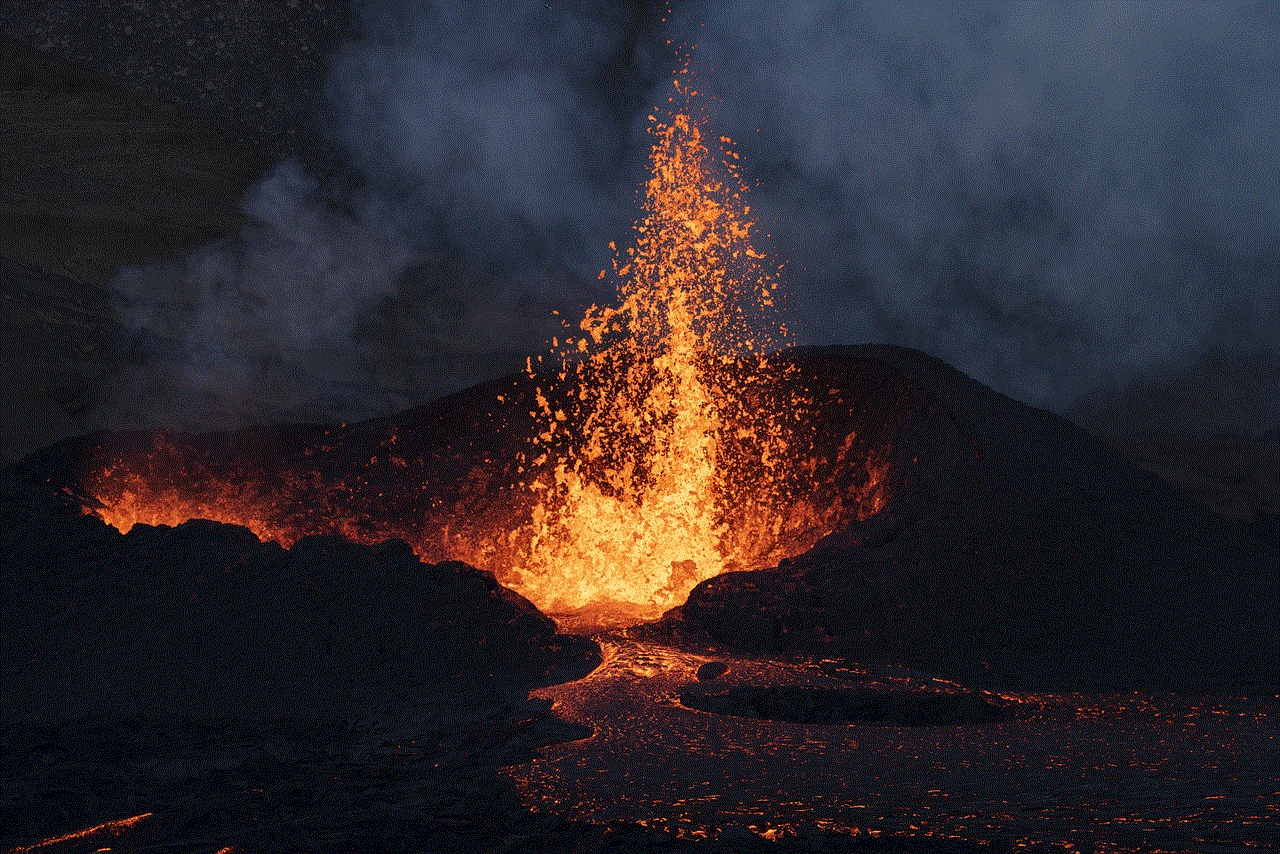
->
[108,1,1278,435]
[678,1,1278,429]
[105,1,657,428]
[109,159,418,428]
[326,2,650,276]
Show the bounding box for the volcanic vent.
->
[64,68,942,623]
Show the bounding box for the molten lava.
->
[514,69,821,615]
[74,64,894,621]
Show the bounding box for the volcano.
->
[4,24,1277,851]
[6,342,1275,707]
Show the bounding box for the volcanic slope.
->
[663,345,1279,692]
[0,484,599,725]
[4,344,1275,704]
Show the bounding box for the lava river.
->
[507,630,1279,851]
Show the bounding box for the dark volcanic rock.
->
[0,35,258,288]
[672,346,1280,692]
[0,478,599,723]
[695,661,730,681]
[680,685,1008,726]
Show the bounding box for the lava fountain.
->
[72,65,899,623]
[513,68,825,616]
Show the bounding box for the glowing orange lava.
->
[513,67,829,616]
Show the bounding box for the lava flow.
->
[73,65,898,621]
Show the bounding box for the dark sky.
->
[5,1,1278,436]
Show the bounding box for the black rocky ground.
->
[0,471,598,724]
[0,452,594,849]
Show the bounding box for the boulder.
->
[695,661,730,682]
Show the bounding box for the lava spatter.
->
[512,65,855,617]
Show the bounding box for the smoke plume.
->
[101,1,1277,435]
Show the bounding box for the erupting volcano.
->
[72,65,890,622]
[6,10,1277,853]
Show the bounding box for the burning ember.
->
[74,64,894,621]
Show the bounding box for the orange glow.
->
[512,64,874,616]
[8,812,152,853]
[73,61,890,622]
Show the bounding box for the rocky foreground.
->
[0,477,598,724]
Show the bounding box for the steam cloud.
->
[108,1,1277,435]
